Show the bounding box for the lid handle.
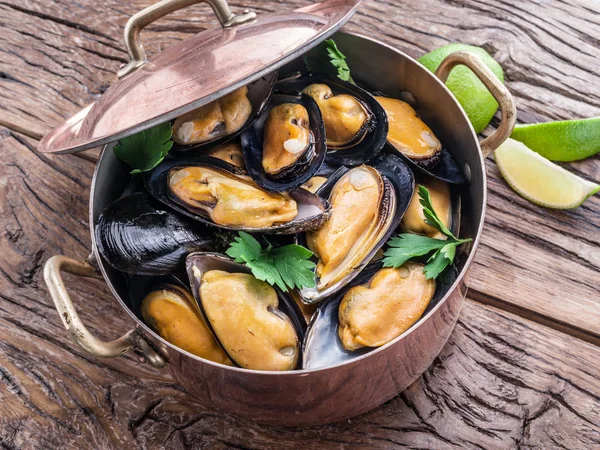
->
[118,0,256,78]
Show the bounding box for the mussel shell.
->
[95,193,217,276]
[241,94,326,192]
[297,151,415,304]
[386,143,466,184]
[302,262,459,370]
[185,252,307,369]
[144,155,331,235]
[171,72,277,153]
[276,72,388,166]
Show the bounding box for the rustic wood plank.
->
[1,0,598,336]
[1,126,599,448]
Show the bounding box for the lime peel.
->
[510,117,600,162]
[494,138,599,209]
[418,43,504,134]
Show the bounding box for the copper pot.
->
[43,0,515,427]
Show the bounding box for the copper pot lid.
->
[38,0,362,154]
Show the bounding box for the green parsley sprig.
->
[225,232,316,292]
[383,185,471,279]
[114,122,173,174]
[325,39,355,84]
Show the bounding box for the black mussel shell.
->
[171,72,277,153]
[276,72,388,166]
[95,193,218,276]
[241,93,326,192]
[297,152,415,304]
[185,252,307,369]
[386,143,466,185]
[145,155,331,235]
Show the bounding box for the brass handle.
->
[434,50,516,158]
[43,255,166,368]
[118,0,256,78]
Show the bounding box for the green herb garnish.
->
[383,185,471,279]
[325,39,355,84]
[226,232,316,292]
[113,122,173,174]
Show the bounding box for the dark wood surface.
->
[1,0,599,448]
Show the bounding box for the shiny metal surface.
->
[435,50,516,157]
[37,0,361,154]
[45,30,515,425]
[43,255,165,367]
[118,0,257,79]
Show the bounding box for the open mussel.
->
[402,176,452,239]
[241,94,326,191]
[338,262,435,350]
[277,73,388,166]
[186,253,306,371]
[206,140,246,170]
[171,73,277,152]
[298,152,414,304]
[145,155,331,234]
[95,193,222,275]
[303,262,436,369]
[376,96,465,184]
[139,277,233,365]
[401,174,463,241]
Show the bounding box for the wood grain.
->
[2,0,600,447]
[1,0,598,337]
[1,124,599,447]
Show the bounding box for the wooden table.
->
[1,0,599,448]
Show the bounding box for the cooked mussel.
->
[376,96,465,184]
[402,177,452,239]
[298,152,414,304]
[338,262,435,350]
[145,156,331,234]
[140,282,232,365]
[241,94,326,192]
[302,262,436,369]
[171,73,276,152]
[206,140,245,169]
[95,193,218,275]
[302,176,327,193]
[186,253,306,371]
[376,96,441,165]
[277,73,388,166]
[302,83,370,148]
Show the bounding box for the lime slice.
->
[494,139,599,209]
[418,44,504,134]
[511,118,600,162]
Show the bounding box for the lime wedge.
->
[511,118,600,162]
[494,138,599,209]
[418,44,504,134]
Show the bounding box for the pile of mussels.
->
[95,69,466,371]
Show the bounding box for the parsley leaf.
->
[382,234,447,268]
[113,122,173,174]
[423,246,453,279]
[225,232,316,292]
[325,39,355,85]
[225,231,262,262]
[383,185,471,279]
[418,185,454,238]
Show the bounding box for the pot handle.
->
[118,0,256,78]
[434,50,516,158]
[43,255,166,368]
